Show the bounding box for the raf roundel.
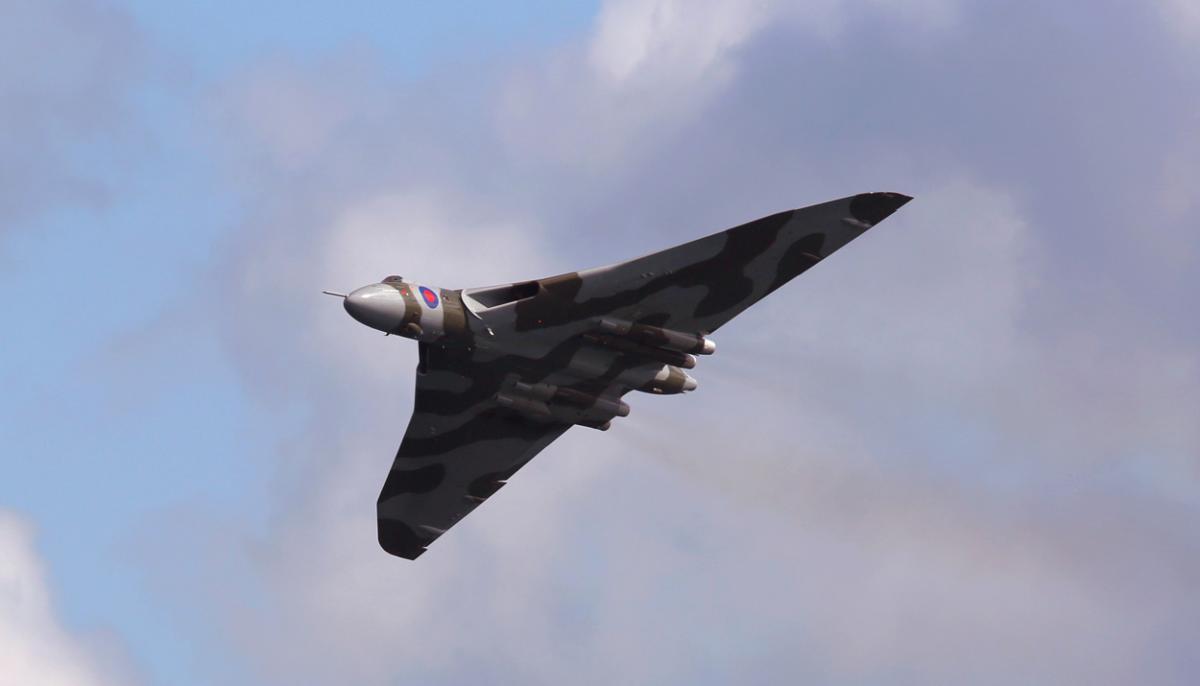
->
[419,286,440,309]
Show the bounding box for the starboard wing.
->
[508,192,911,337]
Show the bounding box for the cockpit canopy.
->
[381,275,404,283]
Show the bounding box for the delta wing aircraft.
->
[328,192,911,559]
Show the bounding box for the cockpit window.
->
[382,275,404,283]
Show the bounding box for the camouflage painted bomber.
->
[334,192,912,558]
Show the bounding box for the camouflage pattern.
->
[338,192,911,559]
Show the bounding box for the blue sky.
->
[2,1,1198,685]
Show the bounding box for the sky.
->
[1,0,1197,684]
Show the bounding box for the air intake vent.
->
[463,281,540,308]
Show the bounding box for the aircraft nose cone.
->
[344,284,407,333]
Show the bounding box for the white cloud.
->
[501,0,961,173]
[588,0,771,86]
[588,0,961,87]
[0,511,126,686]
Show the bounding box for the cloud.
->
[588,0,770,86]
[501,0,961,172]
[0,511,130,686]
[0,0,145,233]
[1159,0,1200,39]
[135,0,1200,683]
[589,0,960,89]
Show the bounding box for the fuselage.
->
[341,275,702,397]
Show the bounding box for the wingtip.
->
[378,519,430,560]
[849,192,913,226]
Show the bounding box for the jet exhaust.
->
[638,365,698,394]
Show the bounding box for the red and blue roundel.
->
[418,286,439,309]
